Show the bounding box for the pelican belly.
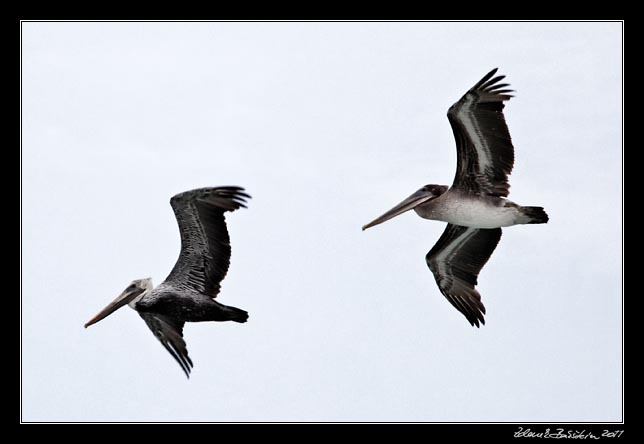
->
[416,194,522,228]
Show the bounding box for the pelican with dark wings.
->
[85,187,250,377]
[362,68,548,327]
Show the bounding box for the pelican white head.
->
[84,278,153,328]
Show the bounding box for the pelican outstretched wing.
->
[447,68,515,197]
[426,224,502,327]
[162,186,250,299]
[139,312,193,377]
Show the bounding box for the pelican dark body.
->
[85,186,250,377]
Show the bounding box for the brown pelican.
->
[362,68,548,327]
[85,186,250,377]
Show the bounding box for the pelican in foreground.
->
[85,186,250,377]
[362,68,548,327]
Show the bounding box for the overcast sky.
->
[21,21,622,422]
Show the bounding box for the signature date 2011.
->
[514,427,624,439]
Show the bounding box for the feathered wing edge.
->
[447,68,516,198]
[163,186,251,298]
[426,224,502,327]
[139,312,193,378]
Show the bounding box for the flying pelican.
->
[362,68,548,327]
[85,186,250,377]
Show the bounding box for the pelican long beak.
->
[362,189,436,231]
[84,286,144,328]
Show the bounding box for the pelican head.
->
[84,278,153,328]
[362,184,448,231]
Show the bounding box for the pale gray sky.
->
[21,21,622,422]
